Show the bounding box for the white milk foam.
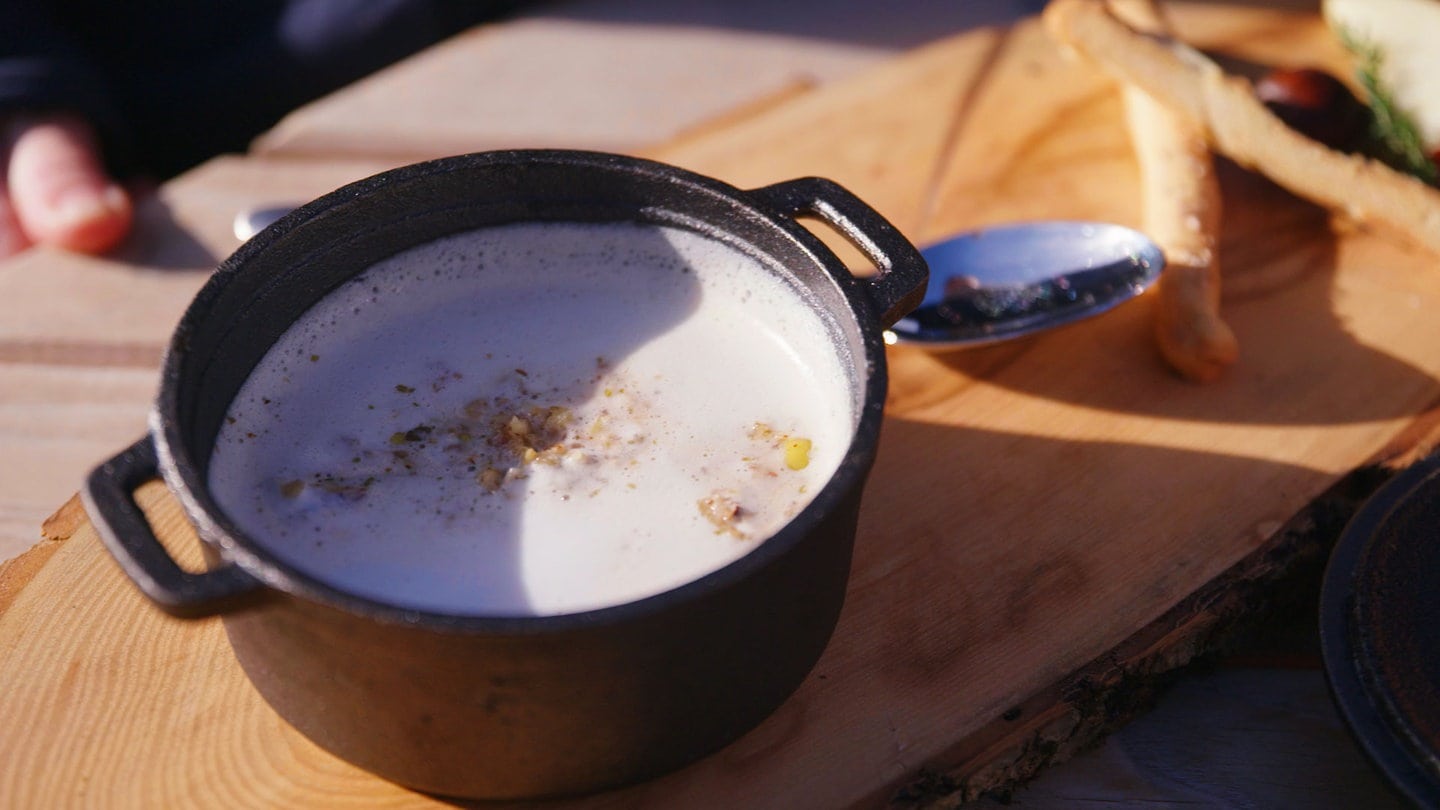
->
[208,221,854,616]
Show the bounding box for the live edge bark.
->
[885,462,1396,808]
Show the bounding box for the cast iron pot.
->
[83,150,927,799]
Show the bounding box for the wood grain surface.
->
[3,4,1439,808]
[0,157,403,563]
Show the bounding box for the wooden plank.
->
[249,5,1010,163]
[648,27,1006,258]
[0,366,155,559]
[0,156,404,348]
[4,4,1439,807]
[0,157,405,562]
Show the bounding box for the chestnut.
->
[1255,66,1369,150]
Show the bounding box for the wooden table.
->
[0,1,1425,806]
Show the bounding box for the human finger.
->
[6,113,132,254]
[0,179,32,259]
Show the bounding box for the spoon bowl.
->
[886,221,1165,349]
[239,210,1163,351]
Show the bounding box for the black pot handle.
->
[83,435,264,619]
[748,177,928,328]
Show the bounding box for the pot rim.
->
[153,149,893,633]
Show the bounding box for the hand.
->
[1,113,133,259]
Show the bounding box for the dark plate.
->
[1320,453,1440,808]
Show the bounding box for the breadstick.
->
[1044,0,1440,258]
[1107,0,1237,381]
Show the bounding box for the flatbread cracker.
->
[1045,0,1440,258]
[1108,0,1238,381]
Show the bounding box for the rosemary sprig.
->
[1338,27,1437,185]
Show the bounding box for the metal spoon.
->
[233,206,296,241]
[237,209,1163,349]
[885,221,1165,349]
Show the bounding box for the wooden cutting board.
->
[4,4,1440,807]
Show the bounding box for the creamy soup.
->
[208,221,854,616]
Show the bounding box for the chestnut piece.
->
[1256,66,1369,151]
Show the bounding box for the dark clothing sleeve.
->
[0,0,126,145]
[0,0,514,178]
